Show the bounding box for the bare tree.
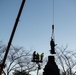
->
[0,42,37,75]
[55,45,76,75]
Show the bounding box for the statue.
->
[50,38,57,54]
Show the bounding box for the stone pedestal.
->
[43,56,60,75]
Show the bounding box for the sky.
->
[0,0,76,74]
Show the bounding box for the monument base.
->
[43,56,60,75]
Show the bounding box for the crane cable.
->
[51,0,55,41]
[53,0,54,25]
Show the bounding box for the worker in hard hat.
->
[33,51,36,61]
[36,53,39,61]
[41,53,44,61]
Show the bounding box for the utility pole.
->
[0,0,26,75]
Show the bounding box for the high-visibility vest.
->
[41,53,44,57]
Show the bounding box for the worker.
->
[33,51,36,61]
[36,53,39,61]
[41,53,44,61]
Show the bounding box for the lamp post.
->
[0,0,26,75]
[37,63,41,75]
[37,67,39,75]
